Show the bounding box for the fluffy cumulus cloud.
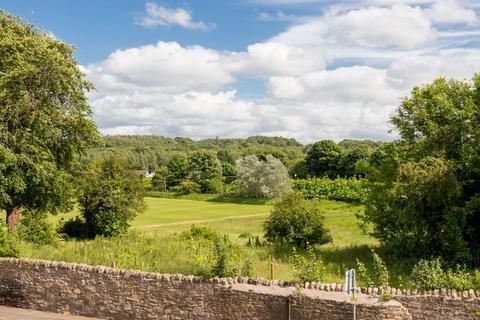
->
[90,0,480,142]
[137,3,214,30]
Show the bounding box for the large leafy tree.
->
[79,159,145,238]
[305,140,345,178]
[166,154,190,189]
[235,154,290,198]
[188,150,223,193]
[0,12,99,229]
[363,75,480,265]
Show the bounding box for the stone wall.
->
[0,258,477,319]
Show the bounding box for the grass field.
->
[21,196,383,283]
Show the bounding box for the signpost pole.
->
[345,269,356,320]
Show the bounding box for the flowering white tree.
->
[235,155,290,198]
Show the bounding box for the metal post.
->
[345,269,356,320]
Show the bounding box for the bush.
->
[57,216,88,239]
[289,245,325,283]
[411,258,446,290]
[211,239,254,278]
[356,250,389,288]
[410,258,480,291]
[17,213,57,245]
[181,227,254,278]
[180,225,220,241]
[263,193,331,247]
[79,159,146,238]
[292,178,368,203]
[175,180,201,195]
[0,222,18,257]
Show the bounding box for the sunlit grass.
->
[20,196,386,283]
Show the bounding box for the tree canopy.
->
[0,12,99,229]
[363,75,480,266]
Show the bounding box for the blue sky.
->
[1,1,305,63]
[2,1,480,142]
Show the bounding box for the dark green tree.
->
[78,159,146,238]
[363,75,480,265]
[0,12,100,229]
[305,140,345,178]
[188,150,223,193]
[166,154,190,189]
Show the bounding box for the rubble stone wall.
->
[0,258,476,319]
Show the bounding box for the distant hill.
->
[83,135,383,171]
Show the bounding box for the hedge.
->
[291,178,368,203]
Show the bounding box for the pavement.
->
[0,306,103,320]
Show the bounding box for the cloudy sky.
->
[3,1,480,142]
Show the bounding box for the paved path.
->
[0,306,103,320]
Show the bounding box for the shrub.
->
[410,258,480,290]
[0,222,18,257]
[289,245,325,283]
[183,229,254,278]
[263,193,331,247]
[356,250,389,288]
[17,213,57,245]
[292,178,368,203]
[410,258,446,290]
[175,180,201,195]
[445,267,474,291]
[57,216,88,239]
[180,225,220,241]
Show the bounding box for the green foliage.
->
[57,216,88,239]
[0,222,18,257]
[289,245,325,283]
[356,250,389,288]
[151,167,167,191]
[288,159,308,179]
[175,180,202,195]
[292,178,368,203]
[17,212,57,245]
[305,140,345,178]
[410,258,448,290]
[364,156,469,263]
[87,135,305,172]
[188,150,223,193]
[181,226,254,278]
[78,159,146,237]
[264,193,331,247]
[0,12,100,228]
[166,154,190,189]
[363,75,480,265]
[410,258,479,291]
[235,154,290,199]
[179,225,220,241]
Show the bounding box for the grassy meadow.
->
[15,195,386,284]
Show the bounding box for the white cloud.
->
[425,0,478,26]
[229,42,325,77]
[137,3,214,30]
[89,1,480,142]
[272,4,436,49]
[87,41,233,94]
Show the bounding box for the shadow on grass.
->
[145,191,272,205]
[206,193,272,205]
